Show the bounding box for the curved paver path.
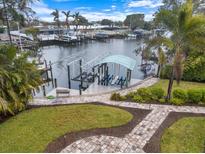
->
[61,103,205,153]
[29,77,205,153]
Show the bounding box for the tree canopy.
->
[124,14,145,30]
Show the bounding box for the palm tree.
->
[0,45,42,115]
[1,0,37,44]
[62,11,72,30]
[51,9,60,35]
[2,0,12,44]
[73,12,80,31]
[157,47,166,77]
[147,0,205,100]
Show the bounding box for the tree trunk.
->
[157,64,161,77]
[3,0,12,44]
[166,66,174,100]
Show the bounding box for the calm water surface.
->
[39,39,146,96]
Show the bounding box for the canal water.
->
[38,39,151,97]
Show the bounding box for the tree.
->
[101,19,113,26]
[73,12,80,31]
[78,15,88,26]
[62,10,72,30]
[0,45,42,115]
[161,0,205,13]
[124,14,145,30]
[144,21,154,30]
[51,9,60,35]
[1,0,37,44]
[147,0,205,100]
[114,21,123,27]
[157,47,166,77]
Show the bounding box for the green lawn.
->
[0,104,133,152]
[151,79,205,92]
[161,117,205,153]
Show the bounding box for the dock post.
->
[54,78,57,88]
[92,67,95,82]
[98,66,100,85]
[106,66,109,86]
[126,69,129,87]
[49,61,54,88]
[44,60,49,81]
[42,85,46,97]
[79,85,82,95]
[67,65,71,89]
[79,59,83,95]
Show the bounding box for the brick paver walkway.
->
[29,77,205,153]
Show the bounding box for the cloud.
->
[31,1,54,15]
[74,7,92,11]
[128,0,163,8]
[31,0,157,22]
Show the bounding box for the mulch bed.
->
[43,102,151,153]
[143,112,205,153]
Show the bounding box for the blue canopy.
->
[98,55,137,71]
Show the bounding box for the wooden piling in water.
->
[67,65,71,89]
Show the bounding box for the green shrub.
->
[132,95,144,103]
[110,93,126,101]
[159,98,166,104]
[125,91,137,100]
[183,56,205,82]
[170,98,185,106]
[120,96,127,101]
[187,89,203,103]
[173,89,187,101]
[110,93,121,101]
[150,87,165,100]
[201,89,205,103]
[137,88,152,101]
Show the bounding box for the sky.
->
[31,0,164,22]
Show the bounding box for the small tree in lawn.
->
[147,0,205,100]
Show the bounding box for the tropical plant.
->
[146,0,205,100]
[1,0,37,44]
[62,10,72,30]
[157,47,166,77]
[0,45,42,115]
[73,12,80,31]
[51,9,60,35]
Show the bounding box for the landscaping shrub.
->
[187,89,203,103]
[201,89,205,103]
[110,93,126,101]
[159,98,166,104]
[137,88,152,101]
[110,93,121,101]
[170,98,185,106]
[125,91,137,100]
[132,95,144,103]
[150,87,165,100]
[183,56,205,82]
[173,89,187,101]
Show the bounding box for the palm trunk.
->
[166,66,174,100]
[3,0,12,44]
[157,64,161,77]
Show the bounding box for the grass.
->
[0,104,133,152]
[161,117,205,153]
[151,79,205,92]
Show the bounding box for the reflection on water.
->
[38,39,147,96]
